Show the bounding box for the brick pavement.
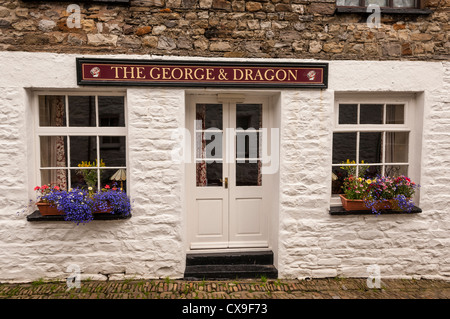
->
[0,278,449,299]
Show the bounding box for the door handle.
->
[220,177,228,189]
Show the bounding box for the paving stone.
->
[0,278,448,299]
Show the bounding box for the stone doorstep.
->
[184,251,278,280]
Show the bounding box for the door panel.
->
[197,199,224,236]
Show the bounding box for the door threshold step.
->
[184,264,278,280]
[186,251,274,266]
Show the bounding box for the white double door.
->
[187,95,269,250]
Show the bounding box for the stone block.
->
[246,1,262,12]
[212,0,232,10]
[136,26,152,36]
[87,34,118,46]
[209,41,232,51]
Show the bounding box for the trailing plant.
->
[38,185,131,225]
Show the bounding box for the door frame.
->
[185,92,276,252]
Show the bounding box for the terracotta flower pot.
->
[36,201,64,216]
[93,203,113,214]
[339,195,393,211]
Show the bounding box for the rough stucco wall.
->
[0,51,449,282]
[0,52,187,282]
[277,61,449,280]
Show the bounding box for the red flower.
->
[105,185,110,189]
[34,186,40,191]
[54,186,60,191]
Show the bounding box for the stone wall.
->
[0,0,448,60]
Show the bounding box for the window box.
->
[329,205,422,215]
[27,210,131,222]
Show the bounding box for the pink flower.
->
[105,185,110,189]
[54,186,60,191]
[41,185,49,190]
[34,186,40,191]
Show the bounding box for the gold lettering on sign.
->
[194,68,205,80]
[172,68,183,80]
[149,67,161,80]
[102,64,309,83]
[275,69,287,81]
[206,68,214,80]
[264,69,275,81]
[136,67,145,79]
[245,69,253,81]
[254,69,263,81]
[185,68,194,80]
[233,69,244,81]
[122,66,135,79]
[162,67,171,80]
[111,66,123,79]
[288,69,298,81]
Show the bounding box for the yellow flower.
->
[366,179,372,184]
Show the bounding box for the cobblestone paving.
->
[0,278,449,299]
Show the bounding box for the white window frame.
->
[331,93,421,207]
[33,91,128,191]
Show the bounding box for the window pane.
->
[393,0,415,7]
[98,96,125,127]
[385,132,409,163]
[332,167,348,195]
[385,165,408,177]
[336,0,360,5]
[100,136,126,167]
[236,160,261,186]
[333,132,357,164]
[40,169,68,189]
[359,132,382,163]
[101,168,127,192]
[39,95,66,127]
[360,104,383,124]
[196,104,222,130]
[236,104,262,130]
[236,132,260,159]
[364,165,382,179]
[70,136,97,167]
[365,0,388,6]
[68,96,96,127]
[196,161,223,187]
[339,104,358,124]
[40,136,67,168]
[71,169,98,189]
[386,104,404,124]
[196,132,223,160]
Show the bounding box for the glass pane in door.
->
[196,104,223,187]
[236,104,262,186]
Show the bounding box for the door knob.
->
[220,177,228,189]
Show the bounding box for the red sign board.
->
[77,58,328,88]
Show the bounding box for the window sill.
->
[329,206,422,215]
[335,7,433,15]
[26,210,132,222]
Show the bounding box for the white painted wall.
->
[0,51,448,282]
